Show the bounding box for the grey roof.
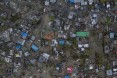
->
[38,56,46,63]
[45,1,49,5]
[74,0,81,3]
[50,0,56,3]
[106,70,112,76]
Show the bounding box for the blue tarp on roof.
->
[69,0,74,3]
[65,75,70,78]
[59,39,65,45]
[21,32,28,37]
[31,44,39,51]
[16,45,22,50]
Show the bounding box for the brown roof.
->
[113,10,117,14]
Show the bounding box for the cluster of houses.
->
[0,0,117,78]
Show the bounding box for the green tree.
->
[105,16,111,26]
[0,26,9,32]
[49,16,54,21]
[10,14,20,22]
[95,52,105,66]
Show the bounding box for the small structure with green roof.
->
[76,31,89,37]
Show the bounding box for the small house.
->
[56,63,62,71]
[70,32,76,38]
[21,31,28,39]
[112,60,117,67]
[67,66,73,74]
[88,0,93,5]
[31,35,35,41]
[38,56,46,63]
[31,44,39,52]
[89,64,94,70]
[113,68,117,75]
[16,45,22,50]
[10,50,14,56]
[17,39,26,46]
[38,53,50,63]
[51,39,58,46]
[24,52,30,57]
[55,19,60,26]
[74,0,81,3]
[14,62,21,68]
[109,32,114,39]
[69,0,81,4]
[42,53,50,60]
[50,0,56,3]
[104,45,110,53]
[64,75,70,78]
[81,0,87,6]
[15,51,22,57]
[45,0,49,6]
[30,59,36,64]
[2,30,10,42]
[5,57,12,63]
[91,14,98,25]
[99,33,103,39]
[5,68,13,76]
[78,43,89,52]
[80,47,85,52]
[76,32,89,37]
[113,10,117,15]
[68,12,74,20]
[59,39,65,45]
[106,69,112,76]
[69,0,74,4]
[106,2,110,9]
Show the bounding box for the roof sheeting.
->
[67,66,73,74]
[69,0,82,3]
[50,0,56,3]
[16,45,22,50]
[74,0,81,3]
[31,44,39,51]
[21,32,28,37]
[76,32,89,37]
[69,0,74,3]
[65,76,70,78]
[106,70,112,76]
[59,39,65,45]
[110,32,114,39]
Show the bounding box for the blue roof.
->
[69,0,74,3]
[59,39,65,45]
[31,44,39,51]
[21,32,28,37]
[16,45,22,50]
[65,76,70,78]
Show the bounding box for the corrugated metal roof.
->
[110,32,114,38]
[50,0,56,3]
[74,0,81,3]
[76,32,89,37]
